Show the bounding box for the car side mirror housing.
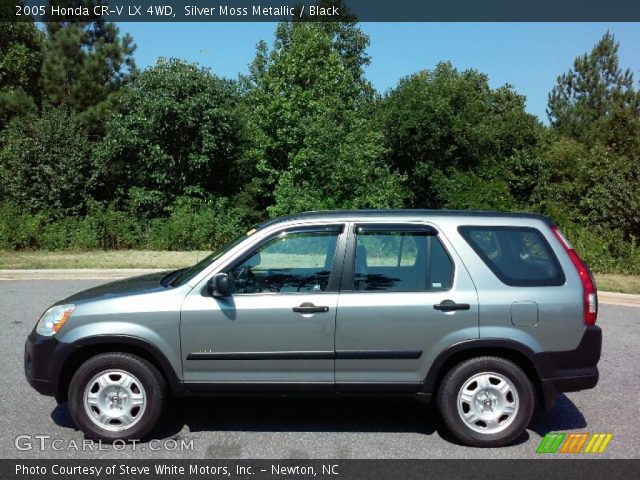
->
[208,273,230,298]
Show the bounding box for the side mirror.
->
[208,273,230,298]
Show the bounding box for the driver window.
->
[228,231,339,294]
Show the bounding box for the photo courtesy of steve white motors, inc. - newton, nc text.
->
[2,0,640,479]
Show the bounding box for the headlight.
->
[36,304,75,336]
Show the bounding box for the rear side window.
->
[353,227,453,292]
[458,226,565,287]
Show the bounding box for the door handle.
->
[434,299,470,311]
[293,302,330,314]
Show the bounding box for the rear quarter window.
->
[458,226,565,287]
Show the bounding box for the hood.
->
[63,270,173,304]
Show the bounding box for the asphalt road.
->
[1,280,638,459]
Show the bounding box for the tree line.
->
[1,5,639,273]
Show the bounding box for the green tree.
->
[0,14,44,129]
[269,112,406,216]
[548,32,640,155]
[546,32,640,238]
[0,107,92,216]
[40,3,136,136]
[381,63,544,209]
[93,59,245,216]
[543,137,640,237]
[243,19,405,215]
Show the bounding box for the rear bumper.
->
[534,326,602,410]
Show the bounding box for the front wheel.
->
[436,356,534,447]
[68,353,167,442]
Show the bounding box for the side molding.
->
[186,350,423,361]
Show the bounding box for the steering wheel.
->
[235,266,258,293]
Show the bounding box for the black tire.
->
[68,353,167,442]
[436,356,534,447]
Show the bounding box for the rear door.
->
[335,222,479,389]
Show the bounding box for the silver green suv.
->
[25,210,601,447]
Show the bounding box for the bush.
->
[0,203,47,249]
[1,199,638,276]
[146,197,250,251]
[81,204,144,250]
[558,223,640,275]
[0,198,251,252]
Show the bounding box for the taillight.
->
[551,226,597,325]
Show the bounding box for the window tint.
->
[353,230,453,292]
[458,226,565,287]
[359,232,419,267]
[172,231,253,286]
[229,231,339,294]
[429,237,454,289]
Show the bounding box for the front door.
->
[180,225,345,388]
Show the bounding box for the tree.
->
[0,15,44,129]
[543,138,640,237]
[93,59,245,216]
[381,63,543,209]
[40,3,136,136]
[0,107,92,216]
[269,112,406,216]
[546,32,640,238]
[243,19,405,215]
[548,32,640,155]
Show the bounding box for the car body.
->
[25,210,601,446]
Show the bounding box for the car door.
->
[335,222,479,389]
[180,224,346,389]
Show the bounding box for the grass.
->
[0,250,210,269]
[1,250,639,294]
[593,273,640,295]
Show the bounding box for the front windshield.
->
[171,230,255,287]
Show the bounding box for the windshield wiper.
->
[160,268,185,287]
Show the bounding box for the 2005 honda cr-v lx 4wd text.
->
[25,210,601,447]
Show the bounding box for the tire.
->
[436,356,534,447]
[68,353,167,442]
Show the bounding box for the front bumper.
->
[24,331,77,399]
[534,326,602,410]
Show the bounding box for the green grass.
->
[1,250,639,294]
[594,273,640,295]
[0,250,210,269]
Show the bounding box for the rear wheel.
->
[68,353,166,442]
[436,356,534,447]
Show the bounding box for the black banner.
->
[3,459,640,480]
[7,0,640,22]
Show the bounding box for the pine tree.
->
[546,32,640,237]
[547,32,640,154]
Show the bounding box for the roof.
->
[258,209,553,229]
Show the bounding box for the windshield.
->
[171,230,255,287]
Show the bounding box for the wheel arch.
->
[421,339,549,410]
[56,335,184,403]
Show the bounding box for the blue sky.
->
[118,22,640,122]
